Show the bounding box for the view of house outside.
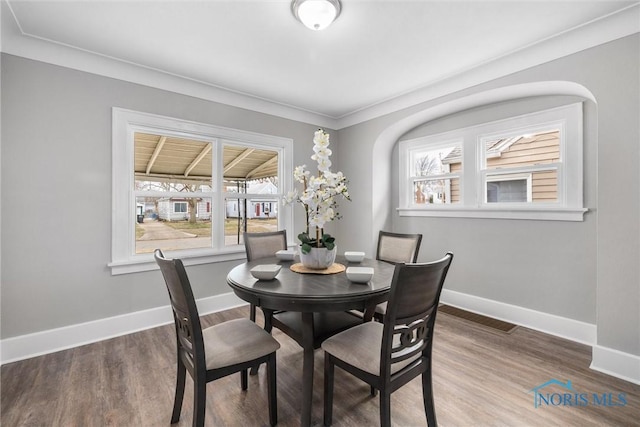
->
[133,131,280,254]
[411,144,460,205]
[411,129,559,205]
[134,181,279,254]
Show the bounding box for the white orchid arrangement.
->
[283,129,350,254]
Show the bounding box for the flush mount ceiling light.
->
[292,0,342,31]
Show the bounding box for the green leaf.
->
[301,242,312,254]
[324,241,335,250]
[322,234,335,245]
[298,232,311,244]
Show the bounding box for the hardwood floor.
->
[2,305,638,426]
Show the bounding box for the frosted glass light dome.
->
[292,0,342,31]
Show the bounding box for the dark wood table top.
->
[226,255,395,312]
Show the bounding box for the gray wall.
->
[335,35,640,356]
[0,54,330,338]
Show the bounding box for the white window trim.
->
[398,103,587,221]
[110,108,293,275]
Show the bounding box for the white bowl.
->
[344,251,365,263]
[250,264,282,280]
[346,267,374,283]
[275,249,297,261]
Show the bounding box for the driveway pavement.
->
[136,219,207,252]
[137,219,197,240]
[135,219,241,253]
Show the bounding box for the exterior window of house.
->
[111,108,293,275]
[408,142,462,205]
[223,143,281,246]
[480,129,559,205]
[134,133,214,255]
[398,103,586,221]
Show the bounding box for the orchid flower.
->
[283,129,350,252]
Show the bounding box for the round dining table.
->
[226,255,396,427]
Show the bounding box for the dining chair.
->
[243,230,288,375]
[154,249,280,427]
[373,230,423,321]
[322,252,453,427]
[376,230,423,265]
[244,230,288,264]
[244,230,288,322]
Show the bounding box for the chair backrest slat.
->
[154,249,205,372]
[244,230,288,261]
[376,231,423,265]
[381,253,453,375]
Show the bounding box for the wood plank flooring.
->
[2,305,639,426]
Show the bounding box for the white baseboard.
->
[0,292,246,365]
[591,345,640,385]
[440,289,597,345]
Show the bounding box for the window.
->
[173,202,188,213]
[408,141,462,205]
[486,175,531,203]
[398,103,586,221]
[111,109,293,275]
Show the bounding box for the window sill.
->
[108,248,247,275]
[397,206,588,221]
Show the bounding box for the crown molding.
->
[2,1,638,130]
[0,1,336,129]
[335,3,640,129]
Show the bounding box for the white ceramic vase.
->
[299,246,337,270]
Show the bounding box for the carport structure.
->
[134,132,280,244]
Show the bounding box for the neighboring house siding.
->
[226,200,278,218]
[448,130,559,203]
[489,130,559,203]
[531,170,558,202]
[225,181,279,218]
[197,200,211,220]
[450,163,462,203]
[157,198,211,221]
[158,200,171,220]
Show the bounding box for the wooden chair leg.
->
[267,353,278,426]
[379,388,391,427]
[171,360,186,423]
[323,354,335,426]
[249,303,261,375]
[422,368,437,426]
[250,303,257,322]
[241,368,248,390]
[193,377,206,427]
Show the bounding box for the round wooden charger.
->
[290,263,346,275]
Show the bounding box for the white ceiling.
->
[2,1,639,128]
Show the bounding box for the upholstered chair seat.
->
[203,318,281,370]
[321,321,420,376]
